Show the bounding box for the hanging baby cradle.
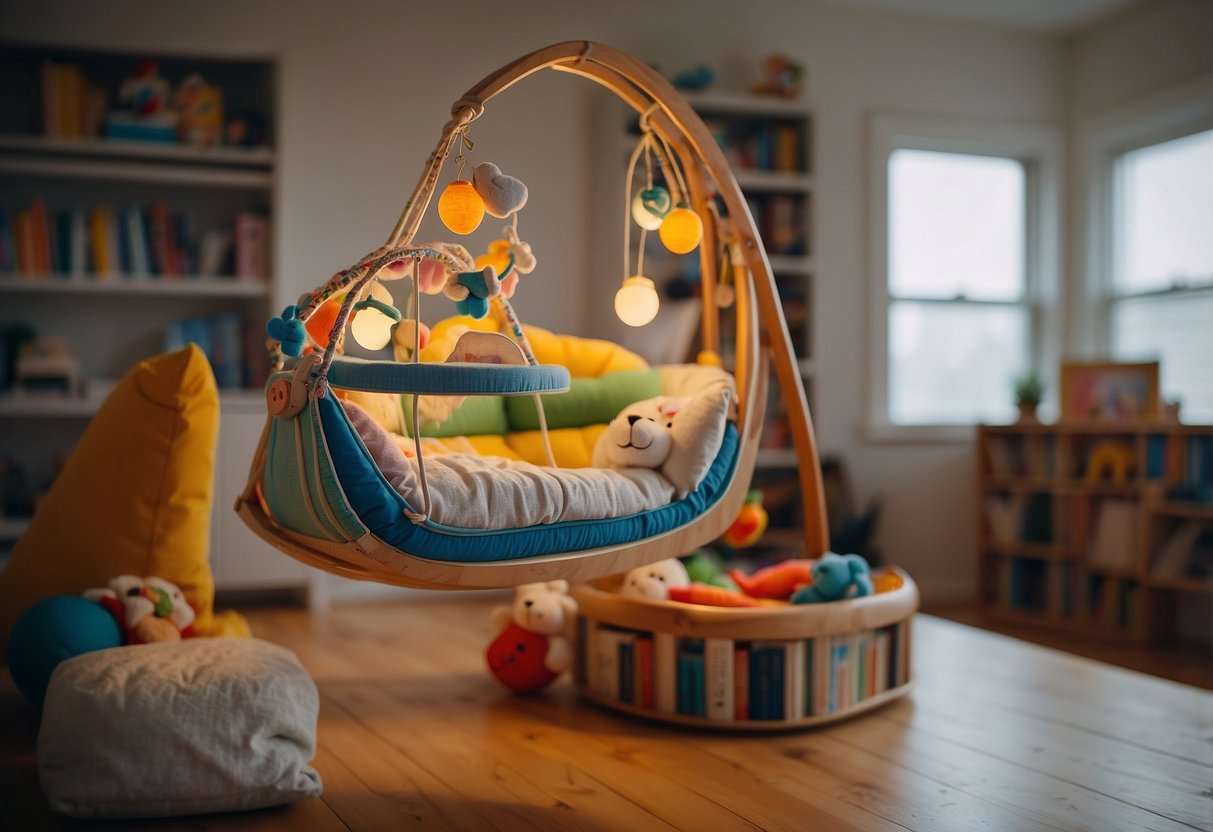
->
[236,41,831,589]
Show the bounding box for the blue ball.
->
[7,595,122,705]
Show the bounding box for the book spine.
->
[785,640,805,721]
[636,634,654,710]
[733,644,749,721]
[618,641,634,705]
[653,631,676,714]
[705,637,734,722]
[0,211,12,273]
[234,212,268,280]
[69,209,87,277]
[125,205,150,277]
[88,206,109,277]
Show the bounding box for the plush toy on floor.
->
[487,580,578,693]
[84,575,196,644]
[790,553,872,604]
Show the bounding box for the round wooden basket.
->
[569,567,918,730]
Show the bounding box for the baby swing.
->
[236,41,830,590]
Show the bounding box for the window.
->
[868,116,1060,438]
[1109,129,1213,421]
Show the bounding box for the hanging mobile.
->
[438,132,486,235]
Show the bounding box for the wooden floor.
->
[2,596,1212,831]
[924,602,1213,690]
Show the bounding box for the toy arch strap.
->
[384,41,828,556]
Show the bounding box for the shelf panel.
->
[0,274,270,298]
[732,168,813,192]
[755,448,798,468]
[982,541,1075,561]
[981,476,1058,492]
[0,517,31,540]
[0,154,273,188]
[981,421,1213,436]
[0,388,267,418]
[0,134,274,168]
[767,255,814,275]
[679,90,810,117]
[1148,501,1213,520]
[1147,576,1213,593]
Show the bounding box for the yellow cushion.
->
[0,346,248,663]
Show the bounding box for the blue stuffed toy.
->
[449,266,501,320]
[790,552,873,604]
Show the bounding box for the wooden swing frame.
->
[235,41,829,589]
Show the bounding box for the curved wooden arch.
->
[239,42,828,590]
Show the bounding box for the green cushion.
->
[402,394,509,438]
[505,369,663,431]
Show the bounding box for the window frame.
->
[1078,78,1213,364]
[866,114,1061,442]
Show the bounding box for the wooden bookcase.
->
[977,422,1213,643]
[0,44,315,596]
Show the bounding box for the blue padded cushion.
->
[326,356,569,397]
[317,394,739,562]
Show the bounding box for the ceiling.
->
[818,0,1141,32]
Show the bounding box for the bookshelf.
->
[977,422,1213,643]
[618,89,815,559]
[0,44,311,595]
[570,568,916,730]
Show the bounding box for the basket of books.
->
[570,566,918,729]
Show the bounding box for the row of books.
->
[0,200,268,280]
[995,557,1141,627]
[1153,522,1213,581]
[745,194,808,257]
[164,313,271,390]
[575,620,910,723]
[984,434,1055,479]
[41,60,108,139]
[704,118,805,173]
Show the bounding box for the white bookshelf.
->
[0,44,309,596]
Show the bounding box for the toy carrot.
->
[667,583,759,608]
[729,558,815,600]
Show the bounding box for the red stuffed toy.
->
[486,580,577,693]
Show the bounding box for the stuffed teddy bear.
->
[620,558,691,600]
[487,580,578,693]
[790,553,872,604]
[592,387,732,500]
[83,575,196,644]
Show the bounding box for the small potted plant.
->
[1014,371,1044,423]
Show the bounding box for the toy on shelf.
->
[106,60,177,143]
[84,575,196,644]
[1014,371,1044,423]
[667,582,758,607]
[791,553,872,604]
[721,489,769,548]
[753,54,804,98]
[487,580,577,693]
[14,338,79,398]
[174,73,223,147]
[672,65,715,92]
[1084,440,1136,484]
[681,549,737,590]
[730,558,814,600]
[620,558,690,600]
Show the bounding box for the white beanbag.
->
[38,638,322,818]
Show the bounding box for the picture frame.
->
[1060,361,1160,423]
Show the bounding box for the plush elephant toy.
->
[790,552,873,604]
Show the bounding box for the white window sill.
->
[860,423,978,444]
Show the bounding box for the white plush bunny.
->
[620,558,691,601]
[490,580,578,674]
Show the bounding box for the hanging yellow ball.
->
[438,180,485,235]
[658,207,703,254]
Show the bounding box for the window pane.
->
[889,301,1026,425]
[1112,293,1213,422]
[1115,129,1213,293]
[889,149,1025,301]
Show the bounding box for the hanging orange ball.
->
[438,180,485,235]
[658,206,703,254]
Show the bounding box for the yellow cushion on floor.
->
[0,346,248,663]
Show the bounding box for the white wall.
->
[1,0,1071,601]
